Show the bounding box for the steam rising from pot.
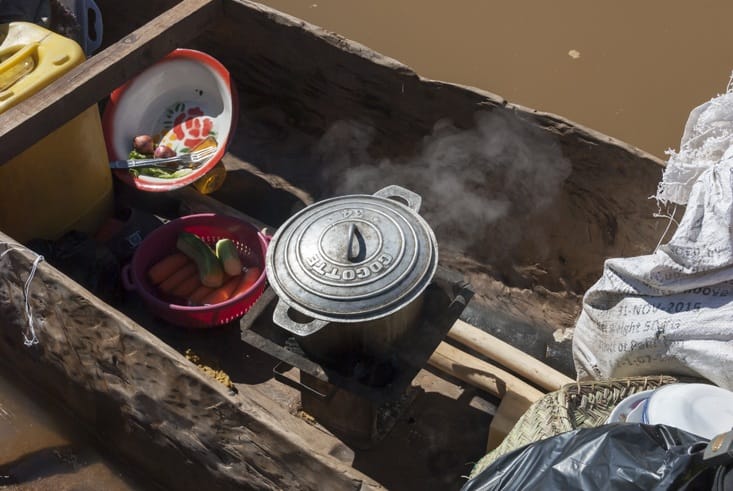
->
[314,111,572,262]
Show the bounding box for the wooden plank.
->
[428,341,544,403]
[448,320,574,392]
[222,152,315,207]
[173,185,270,231]
[0,0,223,164]
[486,390,537,452]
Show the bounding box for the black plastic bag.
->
[462,424,715,491]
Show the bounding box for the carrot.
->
[171,271,203,299]
[231,266,261,298]
[201,274,241,305]
[158,262,198,294]
[148,253,191,284]
[189,284,216,305]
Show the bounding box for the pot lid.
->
[266,185,438,323]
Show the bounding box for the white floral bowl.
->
[102,49,237,192]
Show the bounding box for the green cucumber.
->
[215,238,243,276]
[176,232,224,288]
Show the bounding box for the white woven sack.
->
[574,83,733,388]
[658,80,733,206]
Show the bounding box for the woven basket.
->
[470,375,684,478]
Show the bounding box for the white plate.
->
[643,383,733,439]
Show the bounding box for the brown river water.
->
[0,363,148,490]
[3,1,733,488]
[265,0,733,159]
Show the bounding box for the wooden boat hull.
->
[0,0,669,489]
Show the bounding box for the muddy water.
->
[0,364,149,490]
[263,0,733,158]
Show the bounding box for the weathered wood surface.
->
[0,235,380,490]
[429,342,544,403]
[486,391,536,452]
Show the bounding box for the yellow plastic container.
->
[191,137,227,194]
[0,22,113,243]
[192,160,227,195]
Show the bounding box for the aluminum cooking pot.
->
[265,185,438,364]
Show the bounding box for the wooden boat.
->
[0,0,669,489]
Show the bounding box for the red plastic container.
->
[122,213,268,328]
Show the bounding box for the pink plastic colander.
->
[122,213,268,328]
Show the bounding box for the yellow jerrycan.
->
[0,21,113,243]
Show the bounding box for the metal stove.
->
[240,266,472,449]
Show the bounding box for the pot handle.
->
[374,185,422,213]
[272,298,329,337]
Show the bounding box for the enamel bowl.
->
[102,49,237,192]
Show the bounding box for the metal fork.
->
[109,145,217,169]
